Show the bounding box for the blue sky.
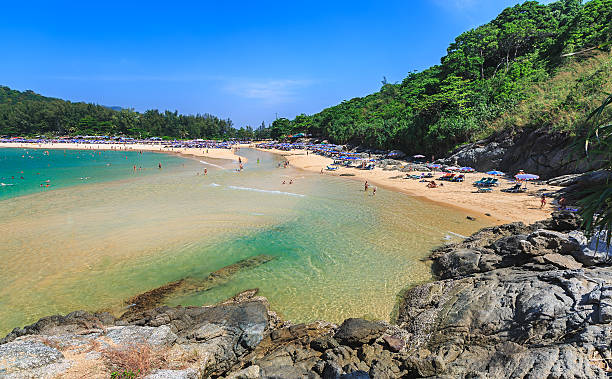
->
[1,0,549,128]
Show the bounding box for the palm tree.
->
[579,93,612,253]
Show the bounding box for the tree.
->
[579,93,612,252]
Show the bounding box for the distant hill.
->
[0,86,241,139]
[270,0,612,155]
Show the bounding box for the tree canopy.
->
[270,0,612,154]
[0,86,248,139]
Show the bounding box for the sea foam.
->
[227,185,305,197]
[199,160,224,169]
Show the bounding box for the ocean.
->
[0,147,490,335]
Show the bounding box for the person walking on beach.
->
[372,186,377,196]
[540,194,547,209]
[364,181,369,192]
[559,196,566,210]
[204,168,207,175]
[158,162,162,169]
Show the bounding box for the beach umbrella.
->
[446,166,459,171]
[427,163,442,168]
[515,173,539,181]
[459,166,475,172]
[486,170,505,176]
[413,154,425,158]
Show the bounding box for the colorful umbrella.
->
[515,173,539,180]
[459,166,475,172]
[413,154,426,158]
[486,170,505,176]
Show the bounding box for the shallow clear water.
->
[0,147,490,335]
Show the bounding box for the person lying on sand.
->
[427,181,438,188]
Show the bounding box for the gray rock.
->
[382,335,404,353]
[227,365,262,378]
[334,319,386,348]
[569,230,612,265]
[542,253,582,269]
[311,336,340,352]
[262,364,313,378]
[144,368,200,379]
[0,340,66,377]
[438,127,602,179]
[398,214,612,378]
[105,325,177,346]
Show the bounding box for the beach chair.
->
[326,165,338,171]
[488,178,499,186]
[478,187,492,193]
[473,177,490,186]
[452,174,465,182]
[502,183,524,193]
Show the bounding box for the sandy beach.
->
[1,141,560,224]
[255,147,562,225]
[0,142,247,164]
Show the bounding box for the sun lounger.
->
[502,183,525,193]
[326,165,338,171]
[452,174,465,182]
[477,187,492,193]
[473,177,490,186]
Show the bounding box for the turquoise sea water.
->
[0,147,490,335]
[0,148,185,200]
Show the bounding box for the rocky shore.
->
[1,212,610,378]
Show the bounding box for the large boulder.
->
[0,340,69,378]
[334,319,386,348]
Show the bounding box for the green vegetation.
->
[270,0,612,154]
[579,92,612,251]
[0,86,251,139]
[110,369,140,379]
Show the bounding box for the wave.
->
[0,183,15,186]
[199,160,224,169]
[446,231,468,239]
[227,185,305,197]
[208,183,221,187]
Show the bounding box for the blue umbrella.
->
[459,166,475,172]
[486,170,505,176]
[427,164,442,168]
[515,173,539,180]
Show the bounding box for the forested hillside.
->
[270,0,612,154]
[0,86,243,139]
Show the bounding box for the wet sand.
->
[256,147,561,225]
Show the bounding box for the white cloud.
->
[223,79,313,104]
